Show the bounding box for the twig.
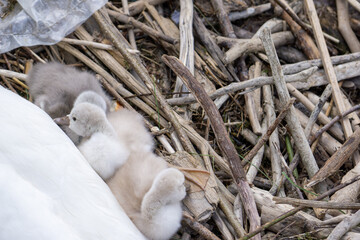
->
[337,0,360,52]
[224,31,294,64]
[273,0,312,34]
[167,66,318,105]
[229,3,271,21]
[241,98,295,165]
[0,69,27,81]
[328,210,360,240]
[61,38,115,50]
[308,127,360,187]
[274,197,360,209]
[282,52,360,75]
[162,54,261,240]
[310,104,360,145]
[305,0,353,138]
[210,0,236,38]
[347,0,360,12]
[173,0,194,97]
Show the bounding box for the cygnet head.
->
[68,103,108,138]
[74,91,107,112]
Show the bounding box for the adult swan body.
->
[0,86,146,240]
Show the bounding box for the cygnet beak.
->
[53,116,70,126]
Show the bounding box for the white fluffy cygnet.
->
[107,151,186,240]
[27,62,110,144]
[68,101,129,180]
[107,109,154,153]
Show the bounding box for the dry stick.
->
[310,104,360,145]
[193,12,239,82]
[241,98,295,165]
[121,0,136,49]
[123,0,168,16]
[182,211,222,240]
[337,0,360,52]
[274,197,360,210]
[93,9,196,155]
[224,31,295,64]
[167,66,318,105]
[307,127,360,187]
[61,38,115,50]
[282,52,360,75]
[162,55,261,240]
[328,209,360,240]
[305,0,353,139]
[210,0,236,38]
[107,9,177,44]
[273,0,312,34]
[273,142,304,199]
[281,8,320,59]
[173,0,194,97]
[260,28,320,179]
[347,0,360,12]
[263,84,283,196]
[240,175,360,240]
[0,69,27,81]
[229,3,271,21]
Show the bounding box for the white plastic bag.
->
[0,0,107,54]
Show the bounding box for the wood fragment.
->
[307,127,360,187]
[274,197,360,209]
[305,0,353,139]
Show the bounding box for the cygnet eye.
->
[72,117,77,121]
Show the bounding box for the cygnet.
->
[67,102,129,180]
[107,109,154,153]
[107,151,186,240]
[27,62,111,144]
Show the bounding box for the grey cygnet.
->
[27,62,110,144]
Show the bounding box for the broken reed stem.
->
[162,54,261,240]
[240,175,360,240]
[310,104,360,145]
[305,0,353,138]
[274,197,360,209]
[241,98,295,165]
[93,8,196,155]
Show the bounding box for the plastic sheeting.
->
[0,0,107,54]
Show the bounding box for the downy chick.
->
[67,102,129,180]
[27,62,110,144]
[106,110,186,240]
[107,152,186,240]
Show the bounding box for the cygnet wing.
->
[0,86,145,240]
